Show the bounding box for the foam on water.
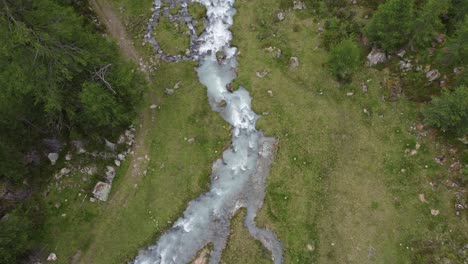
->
[133,0,283,263]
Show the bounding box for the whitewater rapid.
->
[134,0,283,263]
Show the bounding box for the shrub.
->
[422,86,468,135]
[328,39,361,81]
[0,211,32,263]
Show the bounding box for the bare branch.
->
[93,64,116,94]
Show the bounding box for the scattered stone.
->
[256,70,269,78]
[55,168,71,180]
[114,159,121,167]
[267,90,273,96]
[410,149,418,156]
[289,57,300,68]
[434,156,445,165]
[71,140,86,154]
[368,245,375,259]
[47,253,57,261]
[65,153,72,161]
[118,153,126,161]
[105,166,116,182]
[165,88,174,95]
[306,243,315,251]
[361,82,368,93]
[117,134,126,144]
[346,92,354,96]
[397,49,406,58]
[81,166,97,175]
[174,81,181,89]
[367,49,387,66]
[453,67,463,75]
[104,139,116,150]
[426,69,440,82]
[187,138,195,143]
[150,104,158,109]
[293,1,306,10]
[450,161,462,170]
[415,143,421,150]
[92,181,112,202]
[318,26,324,32]
[419,193,427,203]
[430,209,440,216]
[89,197,96,202]
[399,60,412,71]
[276,11,285,21]
[264,46,282,58]
[48,153,59,165]
[262,111,270,116]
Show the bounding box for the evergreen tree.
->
[365,0,414,52]
[328,39,361,81]
[423,86,468,135]
[410,0,450,49]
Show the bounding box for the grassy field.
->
[39,0,466,263]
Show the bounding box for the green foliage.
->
[422,86,468,135]
[328,39,361,81]
[437,17,468,67]
[0,0,145,182]
[361,0,386,9]
[365,0,414,52]
[0,210,32,263]
[410,0,450,49]
[401,71,439,102]
[322,17,348,50]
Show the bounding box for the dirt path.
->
[76,1,155,263]
[90,0,139,62]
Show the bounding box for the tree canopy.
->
[0,0,145,182]
[365,0,414,52]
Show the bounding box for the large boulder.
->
[92,181,112,202]
[367,49,387,66]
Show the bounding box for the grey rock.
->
[114,159,121,167]
[165,88,174,95]
[293,1,306,10]
[47,252,57,261]
[55,168,71,180]
[426,69,440,82]
[92,181,112,202]
[276,11,285,21]
[367,49,387,66]
[289,57,299,68]
[105,166,116,183]
[118,153,126,161]
[65,153,72,161]
[104,139,116,150]
[256,70,269,78]
[397,49,406,58]
[48,153,59,165]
